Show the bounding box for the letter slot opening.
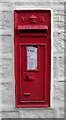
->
[17,25,48,34]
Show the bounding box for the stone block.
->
[1,35,14,83]
[0,35,2,52]
[53,57,64,81]
[0,2,13,11]
[0,85,2,112]
[2,35,13,56]
[18,108,55,118]
[1,108,64,118]
[2,83,15,111]
[0,29,13,35]
[59,108,64,118]
[0,112,2,120]
[2,112,19,118]
[58,57,64,80]
[53,82,64,108]
[2,58,13,83]
[2,11,13,29]
[54,108,64,118]
[53,57,58,79]
[0,11,2,29]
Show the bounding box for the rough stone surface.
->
[1,109,58,118]
[0,112,2,120]
[2,112,19,118]
[2,83,15,111]
[1,0,65,119]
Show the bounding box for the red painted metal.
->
[17,25,48,30]
[14,10,51,108]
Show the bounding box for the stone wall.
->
[0,0,65,119]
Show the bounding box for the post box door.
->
[20,45,45,103]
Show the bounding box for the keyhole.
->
[26,75,29,80]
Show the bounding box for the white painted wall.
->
[0,0,65,119]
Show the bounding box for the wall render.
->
[0,0,65,119]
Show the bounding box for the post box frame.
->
[14,9,53,108]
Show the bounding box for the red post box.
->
[14,10,51,108]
